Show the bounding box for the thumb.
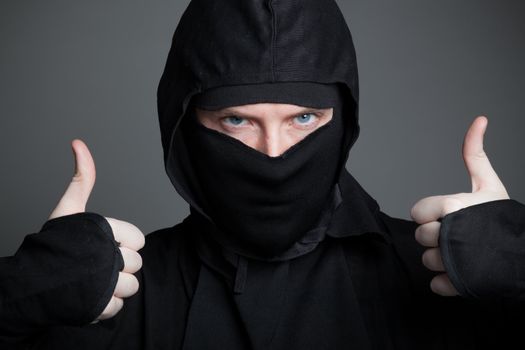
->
[49,139,96,220]
[462,116,505,193]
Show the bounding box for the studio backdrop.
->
[1,0,524,256]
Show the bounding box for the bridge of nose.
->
[258,121,296,157]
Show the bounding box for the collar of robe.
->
[178,168,391,350]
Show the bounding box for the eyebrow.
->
[215,107,330,117]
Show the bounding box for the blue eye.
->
[224,116,245,126]
[295,113,316,125]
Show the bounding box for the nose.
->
[259,127,290,157]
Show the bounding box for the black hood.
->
[157,0,361,217]
[153,4,394,346]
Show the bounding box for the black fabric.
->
[5,176,525,350]
[1,178,525,349]
[160,0,360,221]
[180,87,345,259]
[191,82,342,110]
[440,199,525,302]
[154,1,383,343]
[0,212,123,347]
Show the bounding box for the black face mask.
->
[181,91,345,259]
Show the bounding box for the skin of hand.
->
[48,139,145,323]
[410,116,510,296]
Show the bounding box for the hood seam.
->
[268,0,276,81]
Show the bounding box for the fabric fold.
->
[439,199,525,303]
[0,212,123,342]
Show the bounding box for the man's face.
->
[195,103,333,157]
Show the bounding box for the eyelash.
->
[220,113,321,129]
[293,112,320,127]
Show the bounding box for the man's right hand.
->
[48,139,145,323]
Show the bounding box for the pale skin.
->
[194,104,334,157]
[410,115,509,296]
[57,104,507,322]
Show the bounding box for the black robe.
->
[2,0,525,348]
[2,170,525,349]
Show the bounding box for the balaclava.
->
[180,82,347,259]
[157,0,362,262]
[152,2,399,348]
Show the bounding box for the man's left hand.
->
[410,116,510,296]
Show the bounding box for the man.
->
[1,0,524,349]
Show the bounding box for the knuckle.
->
[410,205,420,222]
[129,275,140,294]
[99,296,122,320]
[137,233,146,249]
[442,197,463,216]
[126,273,139,293]
[127,221,141,233]
[135,252,143,270]
[431,274,445,294]
[113,221,145,251]
[421,250,431,268]
[112,296,124,313]
[431,274,456,296]
[119,272,139,296]
[422,248,442,271]
[430,276,441,294]
[414,226,422,243]
[120,272,130,287]
[419,223,430,235]
[130,226,145,250]
[416,223,440,247]
[120,248,143,273]
[114,273,124,293]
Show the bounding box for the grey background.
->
[1,0,524,256]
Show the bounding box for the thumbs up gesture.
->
[410,116,510,296]
[49,139,145,322]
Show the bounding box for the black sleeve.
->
[0,212,124,347]
[380,203,525,348]
[439,199,525,303]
